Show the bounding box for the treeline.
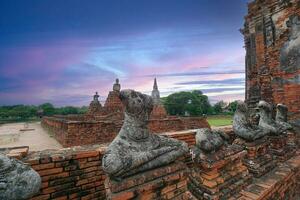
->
[162,91,238,117]
[0,103,88,121]
[0,90,238,122]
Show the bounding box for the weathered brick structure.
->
[2,129,300,200]
[42,79,210,147]
[105,161,189,200]
[243,0,300,120]
[189,145,252,199]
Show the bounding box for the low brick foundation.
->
[42,116,209,148]
[23,145,108,200]
[42,117,122,147]
[2,128,300,200]
[105,161,188,200]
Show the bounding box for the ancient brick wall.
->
[148,117,210,134]
[3,129,297,200]
[20,130,198,200]
[42,116,209,147]
[24,145,108,200]
[42,117,122,147]
[243,0,300,120]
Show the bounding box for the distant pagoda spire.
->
[153,78,158,90]
[151,78,160,105]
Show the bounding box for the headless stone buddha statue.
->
[102,89,188,180]
[258,100,285,135]
[275,104,293,131]
[195,128,229,153]
[0,154,41,200]
[113,78,121,92]
[233,101,268,141]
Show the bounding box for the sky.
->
[0,0,250,106]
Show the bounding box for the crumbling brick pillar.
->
[235,137,276,177]
[105,161,189,200]
[188,145,252,200]
[268,134,296,162]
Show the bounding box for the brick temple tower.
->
[243,0,300,120]
[150,78,167,119]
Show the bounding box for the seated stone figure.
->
[195,128,228,153]
[276,104,293,131]
[0,154,41,200]
[233,101,268,141]
[258,100,285,135]
[102,89,188,180]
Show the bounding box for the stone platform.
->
[235,137,276,178]
[269,134,296,162]
[105,161,189,200]
[188,144,252,200]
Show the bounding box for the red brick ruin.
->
[243,0,300,120]
[2,1,300,200]
[42,78,210,147]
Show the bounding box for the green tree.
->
[163,91,211,116]
[228,101,238,113]
[213,101,226,114]
[39,103,55,116]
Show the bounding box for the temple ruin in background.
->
[42,78,210,147]
[243,0,300,120]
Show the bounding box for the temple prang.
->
[243,0,300,122]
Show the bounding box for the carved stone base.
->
[269,135,296,162]
[237,137,276,177]
[105,161,189,200]
[188,145,252,200]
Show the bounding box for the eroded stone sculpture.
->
[0,154,41,200]
[280,15,300,73]
[195,128,228,153]
[258,100,285,135]
[276,104,293,130]
[102,89,188,180]
[233,101,268,141]
[113,78,121,92]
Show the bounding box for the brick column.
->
[188,145,252,199]
[235,137,276,177]
[105,161,189,200]
[269,134,296,162]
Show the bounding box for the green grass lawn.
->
[207,115,233,127]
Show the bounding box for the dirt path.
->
[0,122,62,151]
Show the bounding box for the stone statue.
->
[258,100,285,135]
[195,128,228,153]
[102,89,188,180]
[275,104,293,131]
[233,101,268,141]
[0,154,41,200]
[93,92,99,102]
[113,78,121,92]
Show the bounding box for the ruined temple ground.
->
[0,122,62,151]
